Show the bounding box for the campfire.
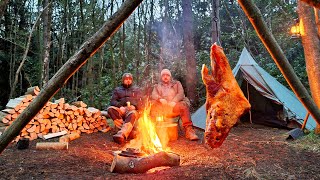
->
[110,105,180,173]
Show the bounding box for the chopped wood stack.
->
[0,86,109,142]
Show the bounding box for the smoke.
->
[152,19,184,76]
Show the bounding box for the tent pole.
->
[247,80,252,124]
[301,113,310,130]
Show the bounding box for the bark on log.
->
[36,142,68,150]
[237,0,320,125]
[110,151,180,173]
[0,0,143,154]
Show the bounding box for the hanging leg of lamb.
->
[201,44,251,148]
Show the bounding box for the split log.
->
[99,126,111,133]
[5,98,24,109]
[43,130,67,140]
[36,142,68,150]
[25,86,40,96]
[110,151,180,173]
[59,133,80,142]
[71,101,87,108]
[54,98,65,104]
[0,112,9,122]
[2,109,15,114]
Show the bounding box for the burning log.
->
[201,44,251,148]
[110,149,180,173]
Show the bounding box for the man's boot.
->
[185,126,199,141]
[113,122,133,144]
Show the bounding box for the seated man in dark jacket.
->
[107,73,142,144]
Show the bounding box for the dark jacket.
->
[110,84,143,110]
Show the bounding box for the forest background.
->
[0,0,307,113]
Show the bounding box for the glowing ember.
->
[125,105,170,155]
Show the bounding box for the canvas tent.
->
[192,47,316,130]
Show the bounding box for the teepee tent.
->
[192,47,316,130]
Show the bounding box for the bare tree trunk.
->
[0,0,144,154]
[121,0,126,71]
[0,0,9,18]
[182,0,198,106]
[211,0,221,45]
[298,1,320,133]
[223,1,248,48]
[41,0,52,88]
[109,0,116,88]
[237,0,320,125]
[9,3,51,99]
[135,6,142,84]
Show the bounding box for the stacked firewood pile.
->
[0,86,109,142]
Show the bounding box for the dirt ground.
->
[0,122,319,180]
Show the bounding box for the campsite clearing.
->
[0,122,319,179]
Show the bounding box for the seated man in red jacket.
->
[150,69,199,141]
[107,73,142,144]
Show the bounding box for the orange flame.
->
[125,105,170,155]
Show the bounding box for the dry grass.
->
[290,131,320,153]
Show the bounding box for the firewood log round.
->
[36,142,68,150]
[110,151,180,173]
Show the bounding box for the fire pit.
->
[110,148,180,173]
[110,106,181,173]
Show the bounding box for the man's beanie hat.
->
[122,73,133,80]
[160,69,171,77]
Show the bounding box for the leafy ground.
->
[0,122,319,180]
